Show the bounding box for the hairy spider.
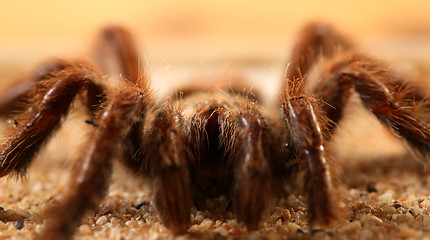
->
[0,23,430,240]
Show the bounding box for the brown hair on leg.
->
[341,55,430,159]
[304,52,358,132]
[285,22,353,93]
[40,81,151,240]
[0,61,104,178]
[92,25,150,168]
[308,52,430,160]
[232,102,282,230]
[0,60,69,116]
[281,79,339,227]
[143,103,193,234]
[93,26,140,83]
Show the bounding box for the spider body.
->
[144,90,290,232]
[0,23,430,239]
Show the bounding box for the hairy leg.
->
[281,79,339,226]
[0,27,134,117]
[0,26,139,117]
[40,78,151,240]
[286,22,352,84]
[143,103,192,233]
[232,102,284,230]
[92,25,151,168]
[92,26,140,83]
[309,52,430,159]
[0,61,104,178]
[0,60,68,116]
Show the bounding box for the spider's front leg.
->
[0,61,104,178]
[281,80,339,226]
[139,104,193,233]
[41,77,152,240]
[231,104,276,230]
[0,61,69,116]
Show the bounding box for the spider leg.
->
[40,79,151,239]
[92,25,151,168]
[0,61,104,178]
[143,104,192,233]
[286,22,352,84]
[309,53,430,159]
[0,26,135,117]
[232,103,282,230]
[0,61,68,116]
[93,25,140,83]
[281,80,338,226]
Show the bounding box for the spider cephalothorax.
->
[0,23,430,239]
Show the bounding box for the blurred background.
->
[1,0,430,63]
[1,0,430,96]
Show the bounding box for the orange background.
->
[1,0,430,69]
[2,0,430,37]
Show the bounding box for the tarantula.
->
[0,23,429,239]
